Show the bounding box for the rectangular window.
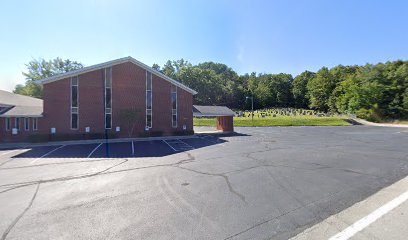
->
[146,91,152,110]
[15,118,20,130]
[71,76,79,129]
[24,118,29,131]
[171,92,177,110]
[105,114,112,129]
[106,89,112,109]
[71,114,78,129]
[105,67,112,129]
[32,118,38,131]
[171,85,177,128]
[146,72,152,91]
[5,117,11,131]
[146,71,152,128]
[146,111,152,128]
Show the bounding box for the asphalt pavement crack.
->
[0,158,120,170]
[176,165,247,204]
[223,188,348,240]
[0,153,196,194]
[1,183,40,240]
[0,159,129,193]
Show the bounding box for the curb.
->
[351,117,408,128]
[290,175,408,240]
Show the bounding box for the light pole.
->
[246,96,254,127]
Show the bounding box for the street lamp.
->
[246,96,254,127]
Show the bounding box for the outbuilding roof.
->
[0,90,43,117]
[193,105,235,117]
[36,56,198,95]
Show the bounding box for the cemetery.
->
[193,107,349,127]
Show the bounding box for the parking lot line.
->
[197,135,220,144]
[163,140,177,152]
[0,149,19,157]
[87,143,103,158]
[163,139,195,151]
[132,141,135,156]
[30,145,66,164]
[329,190,408,240]
[177,139,195,150]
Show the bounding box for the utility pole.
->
[246,96,254,127]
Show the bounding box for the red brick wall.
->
[38,61,193,139]
[0,117,41,142]
[216,116,234,132]
[42,78,71,134]
[177,87,193,132]
[111,62,146,137]
[78,69,105,133]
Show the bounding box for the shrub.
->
[356,108,382,122]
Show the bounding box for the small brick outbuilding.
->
[193,105,235,132]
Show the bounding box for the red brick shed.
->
[193,105,235,132]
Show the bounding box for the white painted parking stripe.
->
[131,141,135,156]
[177,139,195,150]
[30,145,66,164]
[87,143,103,158]
[198,135,219,144]
[163,139,194,151]
[329,190,408,240]
[163,140,177,152]
[0,149,20,157]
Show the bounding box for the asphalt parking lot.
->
[0,126,407,239]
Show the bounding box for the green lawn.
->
[194,116,350,127]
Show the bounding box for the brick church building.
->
[0,57,197,142]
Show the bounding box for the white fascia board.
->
[128,58,198,95]
[0,114,43,118]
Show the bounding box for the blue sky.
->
[1,0,407,91]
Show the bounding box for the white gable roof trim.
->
[36,56,198,95]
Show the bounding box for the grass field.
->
[194,116,350,127]
[194,108,351,127]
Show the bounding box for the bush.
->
[356,108,382,122]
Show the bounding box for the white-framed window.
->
[105,67,112,129]
[171,84,177,128]
[71,76,79,129]
[146,71,152,129]
[5,117,11,131]
[15,117,20,130]
[32,118,38,131]
[24,118,29,131]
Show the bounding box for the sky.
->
[1,0,407,91]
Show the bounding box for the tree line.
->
[15,58,407,122]
[154,59,408,121]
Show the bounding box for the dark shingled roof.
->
[0,90,43,117]
[193,105,235,117]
